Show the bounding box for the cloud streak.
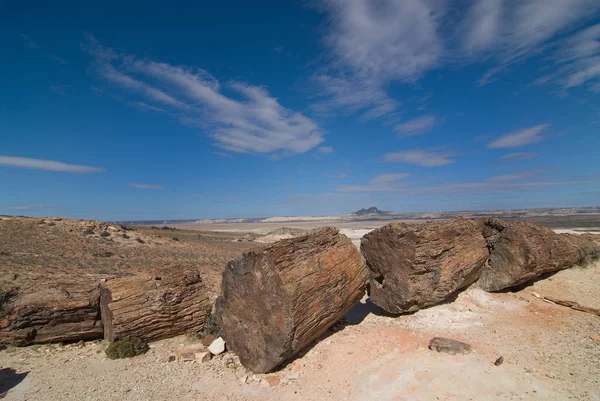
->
[0,156,104,173]
[337,171,597,196]
[383,150,455,167]
[498,152,538,161]
[313,1,600,118]
[394,115,437,137]
[129,184,164,189]
[338,173,410,192]
[488,124,550,148]
[83,34,323,157]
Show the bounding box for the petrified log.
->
[215,227,366,373]
[0,273,104,346]
[476,218,588,292]
[361,218,488,314]
[100,271,209,342]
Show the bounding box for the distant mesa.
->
[352,207,394,216]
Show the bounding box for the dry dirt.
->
[1,216,600,400]
[0,216,259,298]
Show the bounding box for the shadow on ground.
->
[0,368,28,398]
[343,298,400,325]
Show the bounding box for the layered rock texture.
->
[216,227,366,373]
[0,273,105,346]
[100,271,209,342]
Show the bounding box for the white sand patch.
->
[553,228,600,235]
[339,228,373,240]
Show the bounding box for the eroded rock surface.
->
[361,218,488,313]
[216,227,367,373]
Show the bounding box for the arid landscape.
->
[1,208,600,400]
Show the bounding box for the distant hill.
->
[353,207,395,216]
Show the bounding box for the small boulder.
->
[265,375,280,387]
[428,337,472,355]
[208,337,226,355]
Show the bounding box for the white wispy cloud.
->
[48,54,67,65]
[394,115,437,137]
[82,34,323,157]
[129,184,164,189]
[534,23,600,92]
[338,173,410,192]
[313,1,600,117]
[20,33,39,49]
[337,171,597,195]
[485,168,548,182]
[0,156,104,173]
[312,0,440,119]
[383,150,455,167]
[498,152,538,161]
[488,124,550,148]
[317,146,334,154]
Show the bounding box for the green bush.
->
[105,337,149,359]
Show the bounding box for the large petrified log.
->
[361,218,488,314]
[0,273,104,346]
[215,227,366,373]
[476,218,596,292]
[100,271,209,342]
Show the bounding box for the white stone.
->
[208,337,226,355]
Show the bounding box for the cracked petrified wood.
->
[476,218,594,292]
[215,227,367,373]
[0,273,104,346]
[361,218,488,314]
[100,272,209,342]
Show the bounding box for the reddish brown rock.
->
[476,218,593,292]
[215,227,367,373]
[361,218,488,314]
[0,273,104,346]
[100,272,210,342]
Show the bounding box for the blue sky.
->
[1,0,599,220]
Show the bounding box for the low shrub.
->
[100,231,110,238]
[105,337,149,359]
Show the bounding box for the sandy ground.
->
[2,261,600,401]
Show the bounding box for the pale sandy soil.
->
[2,262,600,401]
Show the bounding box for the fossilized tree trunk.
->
[361,218,488,314]
[476,218,597,291]
[215,227,367,373]
[100,272,209,342]
[0,273,104,346]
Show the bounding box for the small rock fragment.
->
[287,372,300,380]
[202,352,213,362]
[167,355,176,363]
[428,337,472,355]
[494,356,504,366]
[180,352,195,362]
[208,337,226,355]
[590,335,600,342]
[265,375,280,387]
